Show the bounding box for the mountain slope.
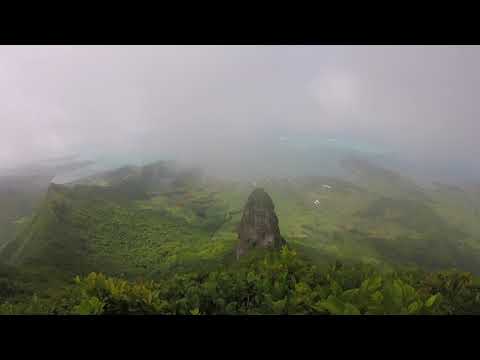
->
[3,159,480,286]
[0,163,238,279]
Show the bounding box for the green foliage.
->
[5,247,478,315]
[5,164,480,287]
[3,161,480,315]
[0,293,52,315]
[418,270,480,314]
[69,273,169,315]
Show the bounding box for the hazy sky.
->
[1,45,479,181]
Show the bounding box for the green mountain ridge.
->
[2,158,480,314]
[3,159,480,275]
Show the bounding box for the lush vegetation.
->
[2,160,480,315]
[2,247,480,315]
[1,180,238,277]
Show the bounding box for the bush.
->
[3,247,480,315]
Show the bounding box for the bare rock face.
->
[236,188,286,258]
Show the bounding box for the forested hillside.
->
[2,160,480,315]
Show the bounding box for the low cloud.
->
[1,45,479,182]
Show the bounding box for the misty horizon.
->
[1,45,480,184]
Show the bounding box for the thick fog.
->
[1,45,479,183]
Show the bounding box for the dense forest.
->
[2,160,480,315]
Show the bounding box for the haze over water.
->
[1,45,479,185]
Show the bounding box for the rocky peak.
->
[236,188,285,258]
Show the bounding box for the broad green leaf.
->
[401,283,416,302]
[407,301,421,314]
[391,280,404,302]
[366,276,383,293]
[425,293,440,308]
[74,297,104,315]
[318,295,345,315]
